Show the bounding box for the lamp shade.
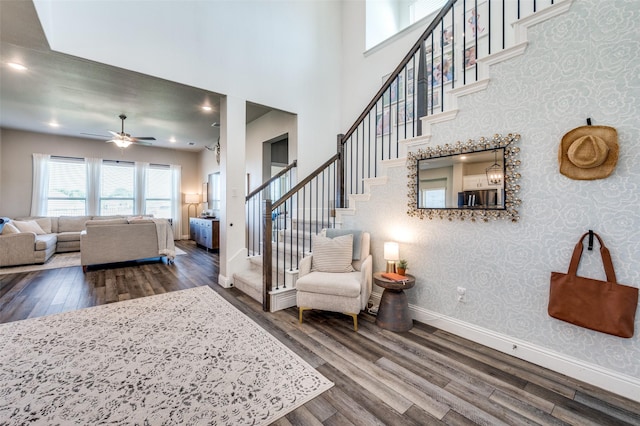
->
[383,242,400,261]
[185,193,200,204]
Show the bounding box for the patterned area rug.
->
[0,248,186,275]
[0,286,333,425]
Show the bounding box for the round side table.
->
[373,272,416,332]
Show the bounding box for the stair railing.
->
[259,0,562,310]
[246,160,297,258]
[339,0,560,205]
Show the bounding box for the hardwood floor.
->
[1,241,639,425]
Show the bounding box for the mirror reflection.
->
[417,148,505,209]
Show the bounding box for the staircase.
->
[234,0,574,311]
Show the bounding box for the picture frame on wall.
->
[397,99,414,125]
[376,108,391,136]
[465,1,487,39]
[426,90,440,111]
[426,52,453,88]
[464,45,477,68]
[382,74,405,105]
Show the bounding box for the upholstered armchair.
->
[296,230,372,331]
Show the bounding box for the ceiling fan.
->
[105,114,156,148]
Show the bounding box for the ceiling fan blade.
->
[132,136,156,141]
[108,130,121,137]
[81,132,110,138]
[132,140,153,146]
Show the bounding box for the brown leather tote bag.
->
[548,232,638,338]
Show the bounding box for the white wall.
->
[33,0,342,178]
[339,0,640,396]
[0,128,200,237]
[246,110,298,194]
[341,0,429,131]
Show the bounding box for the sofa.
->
[80,218,175,271]
[0,215,174,269]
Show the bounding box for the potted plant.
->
[397,259,408,275]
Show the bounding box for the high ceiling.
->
[0,0,271,152]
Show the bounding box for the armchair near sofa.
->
[296,230,372,331]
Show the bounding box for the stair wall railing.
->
[245,160,297,257]
[258,0,561,310]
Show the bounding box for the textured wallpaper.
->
[341,0,640,379]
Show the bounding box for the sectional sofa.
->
[0,215,175,269]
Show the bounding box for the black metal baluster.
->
[321,169,325,229]
[502,0,506,50]
[474,0,478,82]
[488,0,492,55]
[374,103,378,177]
[366,113,371,179]
[463,0,467,85]
[451,5,455,89]
[314,177,319,234]
[302,186,306,255]
[355,127,360,193]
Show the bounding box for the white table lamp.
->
[384,242,400,273]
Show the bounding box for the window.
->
[208,172,221,213]
[408,0,447,25]
[101,161,134,215]
[421,188,446,208]
[47,157,86,216]
[366,0,447,50]
[419,177,447,208]
[146,165,172,218]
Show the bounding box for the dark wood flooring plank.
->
[302,394,336,423]
[317,363,424,426]
[415,327,577,400]
[487,389,568,426]
[375,357,507,426]
[284,404,324,426]
[573,391,640,425]
[309,329,450,419]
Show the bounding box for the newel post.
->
[336,133,345,208]
[262,199,273,312]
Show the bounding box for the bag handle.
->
[568,232,617,283]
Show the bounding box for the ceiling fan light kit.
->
[106,114,156,148]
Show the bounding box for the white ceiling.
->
[0,0,271,152]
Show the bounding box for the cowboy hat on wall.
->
[558,124,619,180]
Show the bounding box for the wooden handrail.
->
[246,159,297,201]
[271,154,339,210]
[342,0,455,142]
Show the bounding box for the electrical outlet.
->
[457,286,466,302]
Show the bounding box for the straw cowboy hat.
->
[558,125,618,180]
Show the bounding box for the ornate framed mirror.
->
[407,133,521,222]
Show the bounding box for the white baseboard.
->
[217,274,233,288]
[367,292,640,403]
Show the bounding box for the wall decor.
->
[407,133,521,222]
[558,125,618,180]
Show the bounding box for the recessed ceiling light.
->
[8,62,27,71]
[169,137,177,143]
[48,121,60,128]
[202,106,212,112]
